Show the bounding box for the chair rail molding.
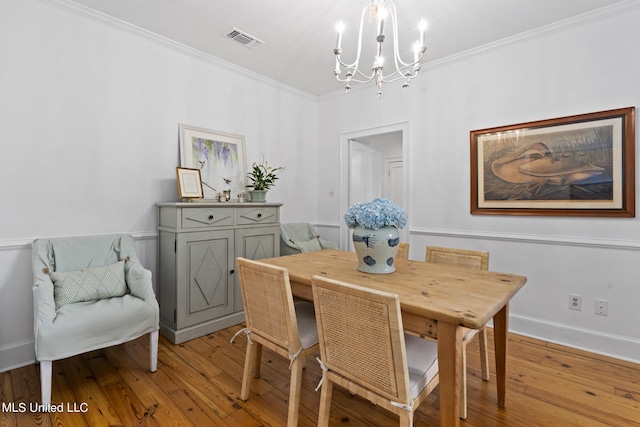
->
[307,224,640,251]
[0,231,157,251]
[412,227,640,251]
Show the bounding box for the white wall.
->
[0,0,318,371]
[317,3,640,362]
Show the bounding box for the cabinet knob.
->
[208,215,214,220]
[257,213,262,218]
[230,269,235,274]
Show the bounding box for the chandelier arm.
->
[388,1,422,70]
[334,4,369,71]
[378,70,418,83]
[336,74,375,84]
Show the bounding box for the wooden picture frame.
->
[176,167,204,200]
[470,107,635,217]
[179,124,247,200]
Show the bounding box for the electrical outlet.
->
[569,294,582,311]
[595,299,608,316]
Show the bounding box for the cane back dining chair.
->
[234,257,319,427]
[311,275,439,427]
[32,234,159,405]
[425,245,490,419]
[396,242,410,260]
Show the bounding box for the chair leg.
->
[253,343,263,378]
[287,357,305,427]
[240,341,260,401]
[150,330,159,372]
[317,379,334,427]
[40,360,52,405]
[461,345,468,420]
[478,327,490,381]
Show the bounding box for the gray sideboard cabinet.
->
[156,202,282,344]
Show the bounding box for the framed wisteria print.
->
[470,107,635,217]
[179,124,247,200]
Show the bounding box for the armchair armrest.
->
[118,235,156,302]
[318,238,339,250]
[33,274,56,331]
[124,258,155,301]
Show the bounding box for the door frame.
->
[339,122,410,249]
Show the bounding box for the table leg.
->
[493,303,509,408]
[437,322,463,426]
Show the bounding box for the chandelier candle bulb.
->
[335,21,344,50]
[377,18,385,38]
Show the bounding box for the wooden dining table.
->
[260,249,527,427]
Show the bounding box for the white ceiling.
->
[69,0,624,96]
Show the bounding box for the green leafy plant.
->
[246,157,285,191]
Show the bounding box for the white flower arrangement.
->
[344,198,407,230]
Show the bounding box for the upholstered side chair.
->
[279,222,339,256]
[311,275,439,427]
[234,257,319,427]
[32,234,159,405]
[425,245,490,419]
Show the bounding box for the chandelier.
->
[333,0,427,98]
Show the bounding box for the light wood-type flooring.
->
[1,325,638,426]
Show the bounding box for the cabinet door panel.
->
[234,226,280,310]
[177,230,234,328]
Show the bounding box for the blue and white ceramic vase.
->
[352,225,400,274]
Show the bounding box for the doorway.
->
[339,122,410,250]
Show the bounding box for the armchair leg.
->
[40,360,52,405]
[150,331,159,372]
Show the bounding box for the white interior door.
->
[349,140,382,204]
[348,140,382,250]
[385,158,403,208]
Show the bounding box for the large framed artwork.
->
[179,124,247,200]
[470,107,635,217]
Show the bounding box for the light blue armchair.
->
[279,223,339,256]
[32,234,159,404]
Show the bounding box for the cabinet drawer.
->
[237,207,278,225]
[181,208,234,229]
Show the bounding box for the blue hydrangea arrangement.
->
[344,198,407,230]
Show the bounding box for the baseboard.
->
[160,312,246,345]
[0,340,36,373]
[509,314,640,364]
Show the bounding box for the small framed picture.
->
[176,167,204,200]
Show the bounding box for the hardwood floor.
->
[1,325,638,426]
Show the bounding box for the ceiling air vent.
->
[222,27,265,49]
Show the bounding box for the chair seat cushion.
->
[404,333,439,399]
[50,261,128,310]
[294,302,319,349]
[35,294,158,361]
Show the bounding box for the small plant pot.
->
[248,190,268,202]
